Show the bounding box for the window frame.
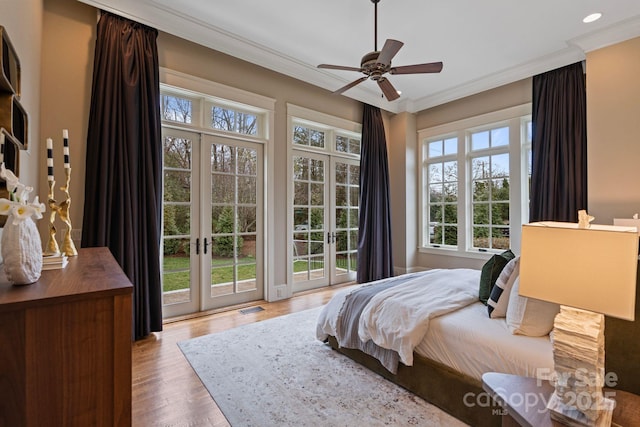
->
[418,104,531,260]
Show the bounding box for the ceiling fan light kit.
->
[318,0,443,102]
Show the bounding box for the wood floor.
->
[132,284,354,426]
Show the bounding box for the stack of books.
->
[42,254,69,270]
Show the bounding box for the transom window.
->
[293,125,326,149]
[209,105,258,135]
[162,94,193,124]
[336,134,361,155]
[161,88,265,138]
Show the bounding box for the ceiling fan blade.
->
[377,77,400,102]
[376,39,404,66]
[334,76,369,95]
[390,61,443,75]
[318,64,363,72]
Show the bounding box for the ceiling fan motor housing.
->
[361,51,389,80]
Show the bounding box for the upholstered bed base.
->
[327,336,501,427]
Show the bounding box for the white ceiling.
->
[79,0,640,113]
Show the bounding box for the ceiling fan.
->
[318,0,443,102]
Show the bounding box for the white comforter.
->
[317,268,480,367]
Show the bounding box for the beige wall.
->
[387,111,418,273]
[416,79,532,130]
[0,0,43,205]
[40,0,95,242]
[586,37,640,223]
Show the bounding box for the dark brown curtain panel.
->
[530,62,587,222]
[357,104,394,283]
[82,12,163,340]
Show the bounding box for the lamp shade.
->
[519,222,638,321]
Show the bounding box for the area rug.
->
[178,306,468,427]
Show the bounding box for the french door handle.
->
[204,237,209,254]
[327,232,336,244]
[196,238,200,255]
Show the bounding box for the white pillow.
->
[506,277,560,336]
[487,257,520,318]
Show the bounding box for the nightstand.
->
[481,372,640,427]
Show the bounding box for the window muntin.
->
[425,137,458,247]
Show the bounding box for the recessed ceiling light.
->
[583,13,602,23]
[396,90,402,95]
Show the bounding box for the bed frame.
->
[326,267,640,426]
[327,336,501,427]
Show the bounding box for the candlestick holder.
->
[45,179,61,256]
[58,167,77,256]
[45,168,77,257]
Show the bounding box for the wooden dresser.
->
[0,247,133,427]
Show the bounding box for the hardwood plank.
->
[132,284,353,426]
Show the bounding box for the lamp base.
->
[549,306,612,427]
[547,392,614,427]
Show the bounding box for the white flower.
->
[10,204,36,224]
[28,196,45,220]
[0,163,19,194]
[0,163,44,224]
[0,198,12,215]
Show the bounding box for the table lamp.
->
[519,217,638,427]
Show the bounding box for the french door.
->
[291,151,359,292]
[162,129,263,317]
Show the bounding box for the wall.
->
[417,79,532,130]
[586,37,640,223]
[40,0,95,243]
[0,0,43,216]
[387,111,417,273]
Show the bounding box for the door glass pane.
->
[334,161,359,278]
[162,237,191,305]
[210,143,260,299]
[162,133,193,306]
[292,154,325,283]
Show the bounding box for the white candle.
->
[47,137,54,182]
[63,129,70,169]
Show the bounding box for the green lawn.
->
[162,256,345,293]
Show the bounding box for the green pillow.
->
[479,249,515,305]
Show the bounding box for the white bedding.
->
[357,269,479,366]
[416,301,554,381]
[316,270,554,381]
